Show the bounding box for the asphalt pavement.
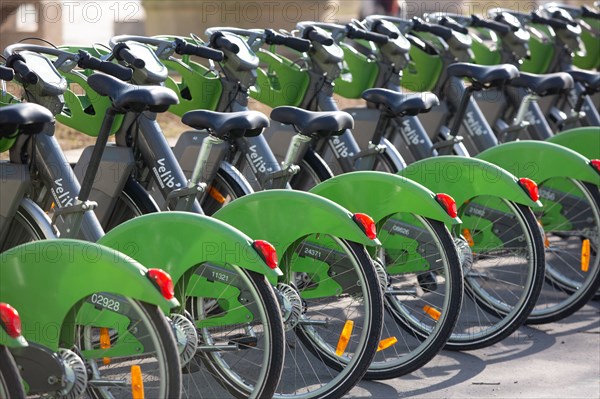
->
[348,299,600,398]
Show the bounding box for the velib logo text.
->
[51,178,74,207]
[153,158,181,189]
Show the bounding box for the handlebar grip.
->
[582,5,600,19]
[306,28,334,45]
[174,39,224,61]
[471,15,511,35]
[439,17,469,34]
[531,13,569,30]
[264,30,312,52]
[411,17,453,40]
[78,50,133,81]
[346,25,389,44]
[372,21,400,39]
[113,43,146,69]
[6,54,38,84]
[210,33,240,54]
[0,66,14,81]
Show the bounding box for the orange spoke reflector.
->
[582,239,590,272]
[462,229,474,247]
[100,327,111,365]
[209,186,226,204]
[423,305,441,321]
[335,320,354,356]
[131,365,145,399]
[377,337,398,352]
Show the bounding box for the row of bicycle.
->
[0,2,599,398]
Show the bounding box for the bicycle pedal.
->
[417,272,438,293]
[228,334,258,349]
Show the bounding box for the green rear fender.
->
[546,127,600,160]
[309,171,459,225]
[213,190,379,257]
[97,212,282,285]
[477,141,600,187]
[400,156,541,208]
[0,240,176,350]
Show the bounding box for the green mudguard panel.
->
[309,171,459,225]
[399,156,541,208]
[213,190,378,256]
[97,212,282,285]
[546,127,600,160]
[0,240,175,351]
[477,141,600,187]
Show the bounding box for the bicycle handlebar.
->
[0,65,14,81]
[112,42,146,68]
[346,24,389,44]
[77,50,133,81]
[264,29,311,52]
[174,38,224,61]
[411,17,453,40]
[582,5,600,19]
[372,20,400,38]
[439,17,469,34]
[471,15,511,35]
[304,28,334,45]
[210,32,240,54]
[6,54,38,84]
[531,12,570,30]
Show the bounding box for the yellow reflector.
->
[582,239,590,272]
[423,305,441,321]
[209,186,226,204]
[131,365,145,399]
[100,327,111,365]
[377,337,398,352]
[335,320,354,356]
[462,229,474,247]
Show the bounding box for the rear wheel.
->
[73,300,182,399]
[0,345,25,399]
[446,198,545,350]
[0,199,55,251]
[294,150,464,379]
[528,179,600,324]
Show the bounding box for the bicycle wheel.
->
[108,177,285,398]
[0,199,55,251]
[277,236,383,398]
[180,266,285,399]
[293,150,464,380]
[446,197,545,350]
[368,214,463,379]
[198,158,386,397]
[528,178,600,324]
[72,300,181,399]
[0,345,25,399]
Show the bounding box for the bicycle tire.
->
[0,199,55,251]
[109,174,285,399]
[295,149,464,379]
[202,163,386,398]
[0,345,25,399]
[185,268,285,399]
[74,300,181,399]
[528,179,600,324]
[446,199,545,350]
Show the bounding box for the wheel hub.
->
[170,313,199,367]
[277,283,303,330]
[56,348,87,399]
[455,236,473,272]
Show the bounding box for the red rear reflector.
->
[147,269,175,300]
[353,213,377,240]
[590,160,600,175]
[253,240,279,269]
[435,193,458,218]
[0,303,22,338]
[519,177,539,202]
